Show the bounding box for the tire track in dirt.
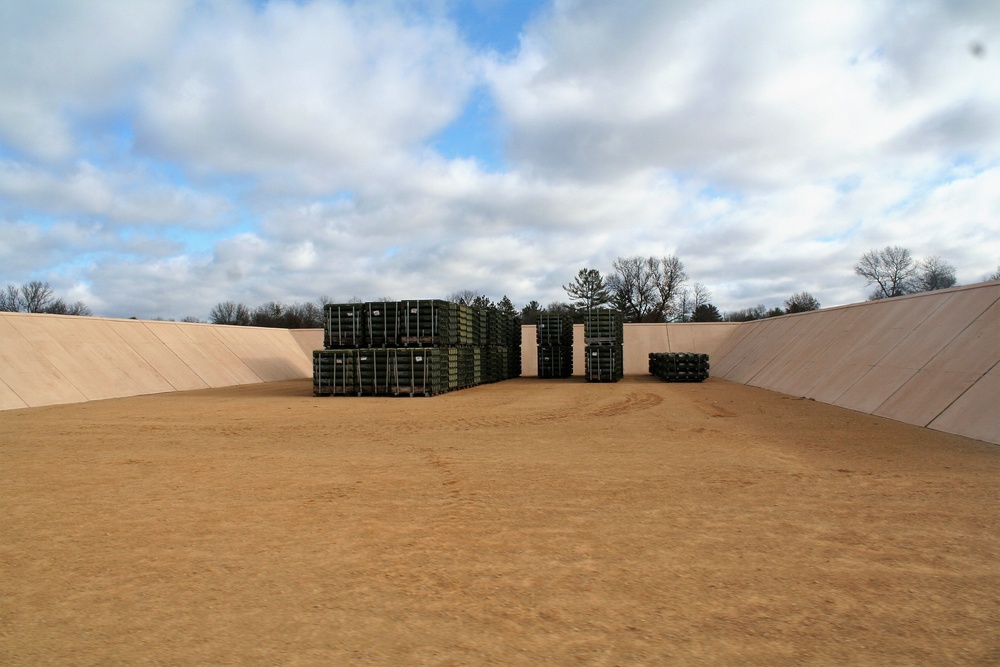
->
[392,390,591,434]
[591,391,663,418]
[692,400,738,418]
[414,446,490,523]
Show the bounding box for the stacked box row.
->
[314,348,449,396]
[649,352,710,382]
[314,346,522,397]
[479,308,524,348]
[325,300,482,348]
[536,312,574,346]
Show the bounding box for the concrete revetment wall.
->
[2,282,998,445]
[710,281,1000,445]
[0,313,311,411]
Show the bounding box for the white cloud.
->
[0,0,190,161]
[0,160,232,227]
[136,1,476,185]
[487,0,1000,185]
[1,0,998,321]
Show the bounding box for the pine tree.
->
[563,268,610,311]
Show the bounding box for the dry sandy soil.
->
[2,376,998,666]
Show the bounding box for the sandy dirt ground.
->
[2,376,999,666]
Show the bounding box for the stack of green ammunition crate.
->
[314,299,520,397]
[584,308,624,382]
[648,352,709,382]
[536,311,574,378]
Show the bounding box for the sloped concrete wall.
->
[0,313,312,410]
[711,281,1000,445]
[5,290,997,447]
[290,328,324,358]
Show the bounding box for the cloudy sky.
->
[1,0,998,320]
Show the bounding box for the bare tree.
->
[1,281,90,315]
[784,292,821,313]
[299,302,323,328]
[1,284,20,311]
[21,281,56,312]
[209,301,251,325]
[989,266,1000,281]
[678,282,711,322]
[724,305,768,322]
[913,256,957,292]
[654,255,687,321]
[545,301,575,317]
[446,289,482,306]
[607,256,660,322]
[44,299,92,316]
[252,301,284,327]
[854,246,917,299]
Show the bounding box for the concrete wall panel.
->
[928,364,1000,443]
[925,298,1000,374]
[207,326,312,381]
[32,317,175,400]
[0,315,81,408]
[106,321,207,392]
[806,362,872,404]
[833,365,920,414]
[749,311,844,393]
[740,317,816,388]
[874,369,982,427]
[724,322,795,385]
[706,322,756,376]
[290,329,323,358]
[0,377,27,411]
[144,322,261,387]
[880,288,998,370]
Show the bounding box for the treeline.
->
[544,248,997,325]
[208,300,325,328]
[1,281,91,316]
[541,256,817,324]
[207,293,522,328]
[8,249,995,326]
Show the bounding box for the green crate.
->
[537,345,573,378]
[323,304,365,349]
[648,352,710,382]
[313,349,358,395]
[585,344,624,382]
[584,308,623,345]
[364,302,401,347]
[536,312,574,346]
